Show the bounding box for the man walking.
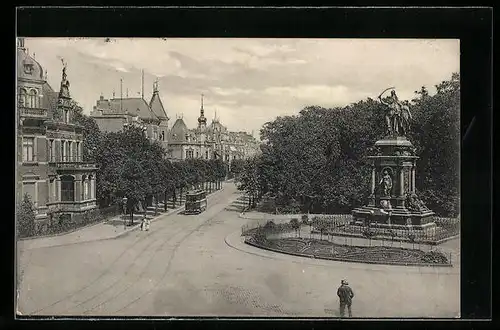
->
[337,279,354,317]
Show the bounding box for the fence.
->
[313,216,460,244]
[242,219,454,265]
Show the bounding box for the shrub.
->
[421,251,448,264]
[290,218,300,230]
[16,194,36,239]
[264,220,276,229]
[362,228,375,239]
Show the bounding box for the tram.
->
[184,189,207,215]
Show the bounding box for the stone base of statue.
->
[351,136,435,230]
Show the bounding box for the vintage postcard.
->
[16,37,460,318]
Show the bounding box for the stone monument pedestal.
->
[352,136,435,231]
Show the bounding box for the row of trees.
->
[235,73,460,217]
[73,107,228,222]
[94,126,227,221]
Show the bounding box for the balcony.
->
[19,106,48,118]
[49,160,98,170]
[48,200,97,213]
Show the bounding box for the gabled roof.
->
[169,118,189,142]
[42,82,59,119]
[149,92,168,120]
[107,98,158,121]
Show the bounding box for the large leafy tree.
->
[247,73,460,217]
[409,73,460,216]
[71,101,102,162]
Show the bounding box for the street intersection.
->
[17,182,460,318]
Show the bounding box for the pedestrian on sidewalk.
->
[141,213,148,231]
[337,279,354,318]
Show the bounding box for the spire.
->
[197,93,207,129]
[201,93,204,116]
[113,89,115,98]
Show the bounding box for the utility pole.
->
[120,78,123,112]
[141,69,145,99]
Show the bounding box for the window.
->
[48,139,54,162]
[186,150,194,159]
[18,88,27,107]
[66,141,71,162]
[27,89,38,108]
[88,175,94,199]
[76,142,80,161]
[61,176,75,202]
[64,109,69,123]
[82,175,87,200]
[196,151,199,158]
[22,137,35,162]
[206,150,209,159]
[60,140,65,161]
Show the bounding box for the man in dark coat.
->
[337,279,354,317]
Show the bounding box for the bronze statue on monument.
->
[352,85,435,230]
[377,87,412,136]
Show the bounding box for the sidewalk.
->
[18,186,226,251]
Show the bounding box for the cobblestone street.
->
[17,182,460,318]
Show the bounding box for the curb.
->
[93,187,225,241]
[18,218,110,241]
[243,238,453,268]
[19,187,225,250]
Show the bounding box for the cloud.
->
[22,38,460,139]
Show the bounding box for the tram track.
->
[31,187,232,316]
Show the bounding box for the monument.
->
[351,87,435,232]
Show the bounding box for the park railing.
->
[312,215,460,244]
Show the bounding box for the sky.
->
[22,38,460,138]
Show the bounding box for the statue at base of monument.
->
[379,170,393,196]
[406,192,428,212]
[377,87,412,137]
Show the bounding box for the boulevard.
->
[17,182,460,318]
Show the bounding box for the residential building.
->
[167,95,261,164]
[16,38,98,233]
[90,79,169,150]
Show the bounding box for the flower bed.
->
[245,233,451,267]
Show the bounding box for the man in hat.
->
[337,279,355,317]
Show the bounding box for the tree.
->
[290,218,301,237]
[250,73,460,217]
[409,73,460,217]
[118,158,150,224]
[236,157,262,209]
[17,194,36,238]
[72,101,102,162]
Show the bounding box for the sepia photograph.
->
[16,37,460,318]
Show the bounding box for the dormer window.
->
[23,62,34,75]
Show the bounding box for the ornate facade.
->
[16,38,98,231]
[90,80,169,150]
[167,95,260,163]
